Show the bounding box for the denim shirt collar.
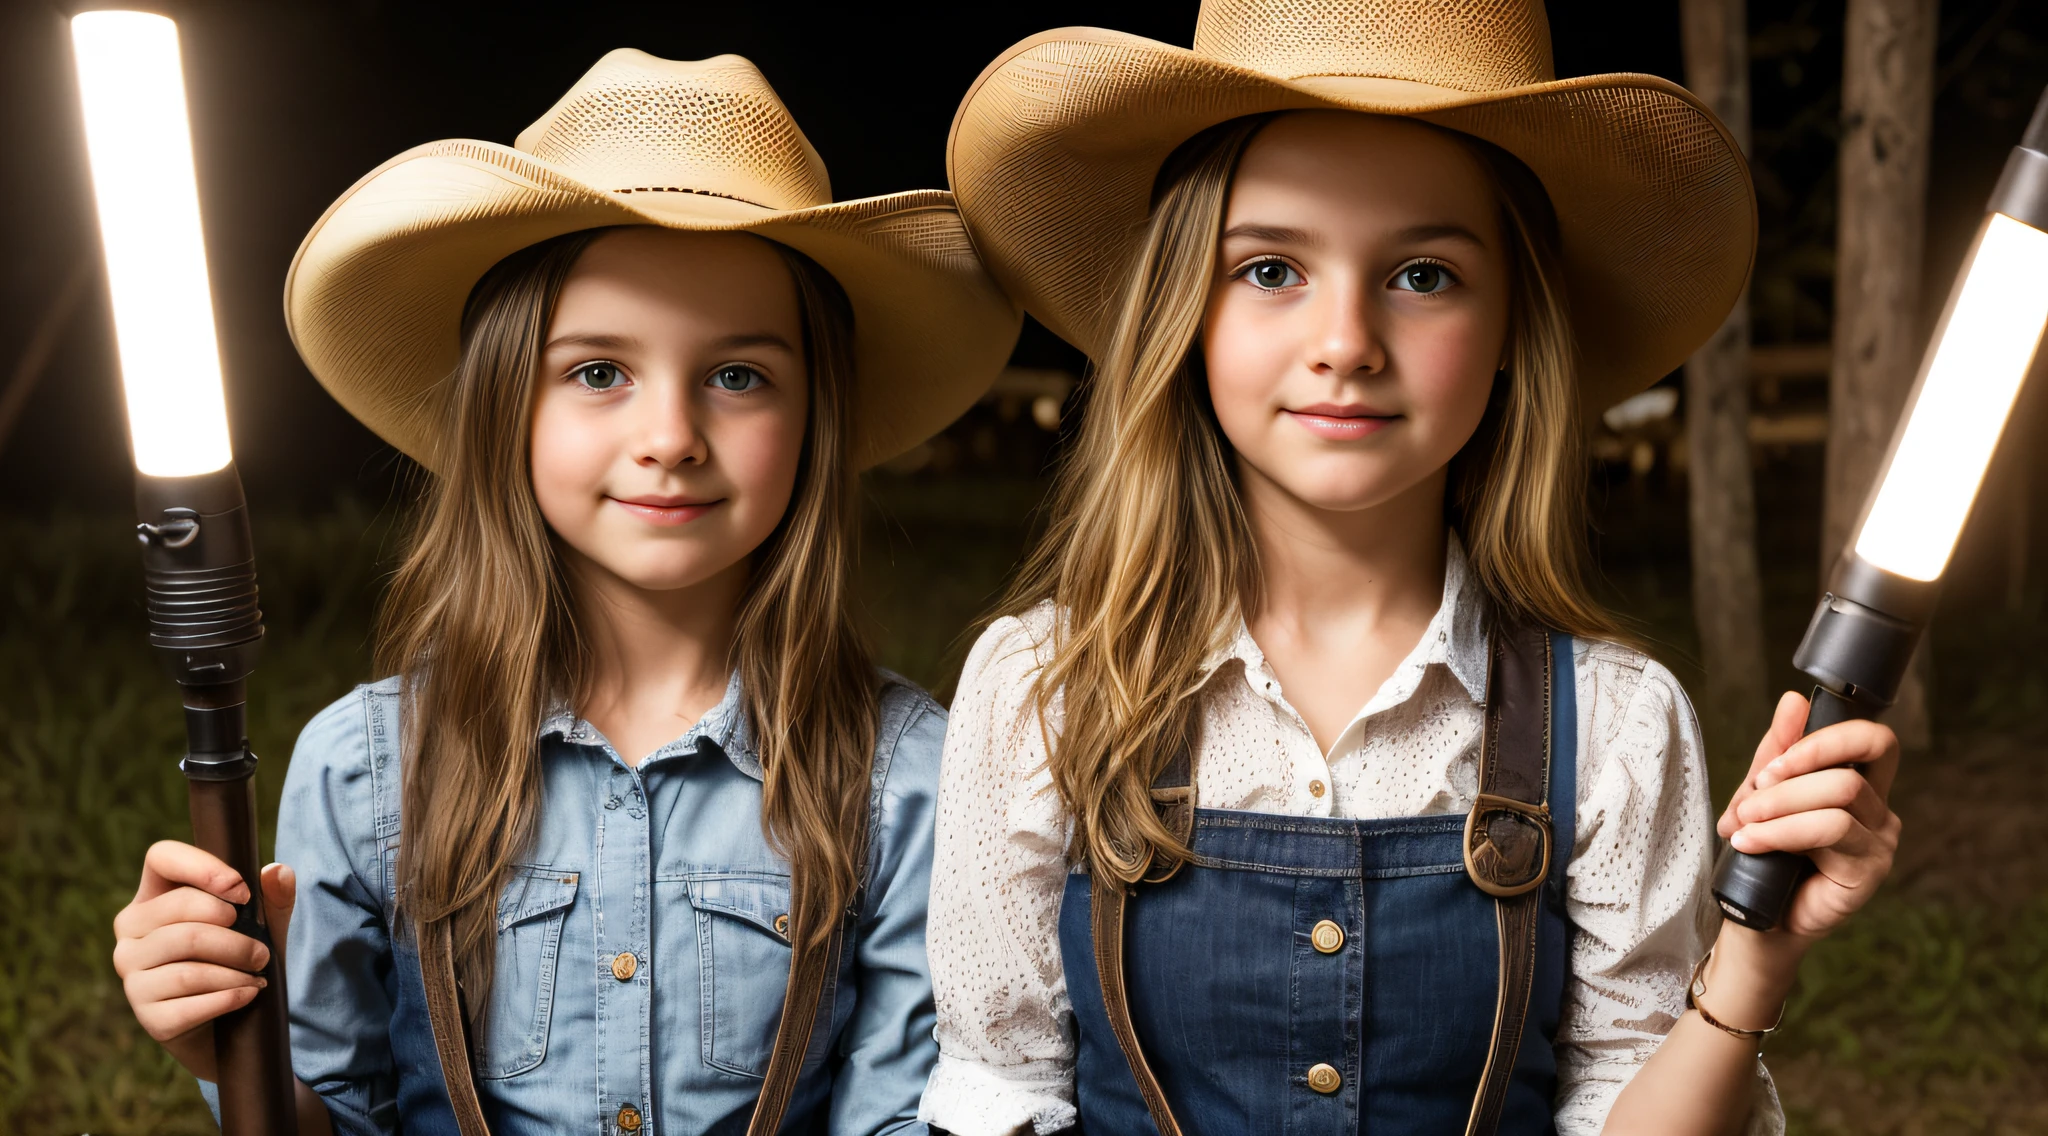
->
[536,668,762,779]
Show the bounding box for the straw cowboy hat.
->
[948,0,1756,417]
[288,49,1021,471]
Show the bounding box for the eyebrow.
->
[710,330,798,353]
[541,329,798,353]
[1393,222,1489,247]
[1217,221,1491,248]
[544,331,640,352]
[1220,223,1320,247]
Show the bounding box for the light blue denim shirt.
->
[208,669,941,1135]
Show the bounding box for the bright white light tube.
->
[72,12,232,477]
[1854,212,2048,581]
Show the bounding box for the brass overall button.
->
[610,952,637,982]
[617,1103,643,1131]
[1306,1063,1342,1094]
[1310,919,1345,954]
[774,913,791,939]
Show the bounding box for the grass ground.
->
[1,468,2041,1133]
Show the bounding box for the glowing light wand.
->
[71,13,297,1133]
[1713,87,2048,932]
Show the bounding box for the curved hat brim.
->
[947,27,1755,417]
[287,139,1021,472]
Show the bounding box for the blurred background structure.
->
[2,2,2046,1132]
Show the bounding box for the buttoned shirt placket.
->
[573,719,661,1136]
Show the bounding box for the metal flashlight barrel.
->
[1711,556,1933,931]
[136,463,297,1136]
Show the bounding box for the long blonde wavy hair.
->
[378,228,877,1010]
[1000,114,1626,885]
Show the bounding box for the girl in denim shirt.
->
[110,50,1017,1135]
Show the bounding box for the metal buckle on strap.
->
[1462,792,1552,898]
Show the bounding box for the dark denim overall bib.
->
[1058,632,1576,1135]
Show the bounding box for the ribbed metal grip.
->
[136,466,263,686]
[144,557,261,651]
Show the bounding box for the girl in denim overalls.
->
[112,51,1017,1135]
[921,3,1902,1134]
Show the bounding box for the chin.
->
[1288,486,1403,514]
[591,550,737,594]
[1262,463,1410,514]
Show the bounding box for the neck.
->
[1239,461,1450,643]
[566,550,748,739]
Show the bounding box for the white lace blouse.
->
[917,537,1782,1136]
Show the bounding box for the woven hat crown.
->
[1193,0,1554,89]
[512,50,831,211]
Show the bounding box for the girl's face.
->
[530,227,809,596]
[1201,111,1511,518]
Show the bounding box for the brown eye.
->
[708,365,764,393]
[1247,261,1301,290]
[574,363,624,390]
[1393,262,1454,294]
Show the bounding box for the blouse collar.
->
[537,668,762,779]
[1204,529,1492,709]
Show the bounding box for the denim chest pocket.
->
[474,865,580,1080]
[691,872,793,1078]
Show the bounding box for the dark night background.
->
[3,0,2044,507]
[4,2,2048,1133]
[0,0,1703,509]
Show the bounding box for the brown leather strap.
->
[747,885,847,1136]
[1082,743,1195,1134]
[419,919,491,1136]
[1144,748,1195,880]
[1090,870,1183,1136]
[1480,622,1552,808]
[1462,621,1556,1136]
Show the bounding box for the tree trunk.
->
[1827,0,1938,748]
[1680,0,1770,759]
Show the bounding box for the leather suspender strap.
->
[1461,621,1558,1136]
[1088,746,1193,1135]
[1090,873,1183,1136]
[419,918,491,1136]
[746,881,848,1136]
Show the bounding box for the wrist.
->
[1698,922,1805,1032]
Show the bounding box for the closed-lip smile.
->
[1284,402,1399,441]
[609,494,724,526]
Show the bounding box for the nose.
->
[634,377,707,470]
[1307,272,1385,380]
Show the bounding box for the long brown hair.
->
[378,227,877,1012]
[1000,114,1624,886]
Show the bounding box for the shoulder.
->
[972,602,1060,667]
[1570,638,1696,738]
[1566,638,1707,800]
[954,602,1060,709]
[284,677,402,780]
[868,670,946,795]
[275,677,408,870]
